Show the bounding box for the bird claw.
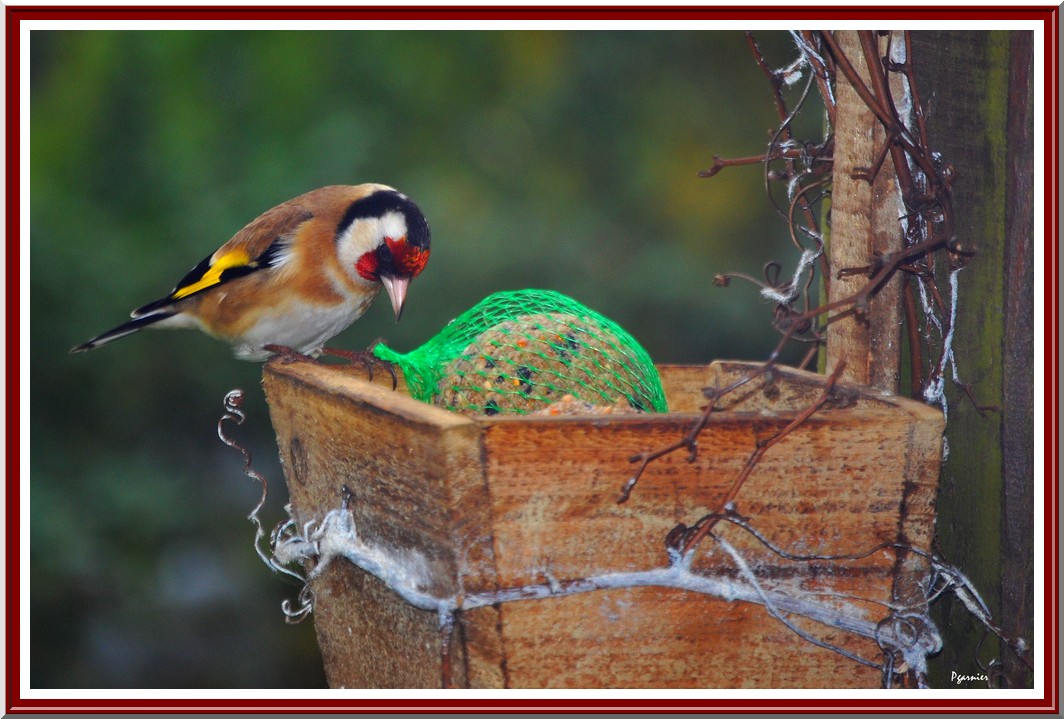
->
[263,342,398,389]
[319,342,398,390]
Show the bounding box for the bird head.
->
[337,188,432,322]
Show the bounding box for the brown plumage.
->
[71,184,431,360]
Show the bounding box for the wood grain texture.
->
[263,359,502,687]
[908,30,1027,687]
[999,29,1034,688]
[495,587,881,688]
[827,31,906,391]
[262,359,943,688]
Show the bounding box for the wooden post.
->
[999,29,1035,689]
[907,30,1034,688]
[826,31,907,393]
[824,30,1033,687]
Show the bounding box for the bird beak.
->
[380,274,409,322]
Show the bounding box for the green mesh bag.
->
[373,289,668,416]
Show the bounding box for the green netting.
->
[374,289,668,416]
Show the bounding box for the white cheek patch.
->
[378,211,408,242]
[334,221,364,269]
[335,211,410,270]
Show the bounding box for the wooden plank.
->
[477,374,937,686]
[481,412,919,581]
[495,587,882,688]
[262,360,942,688]
[309,562,452,688]
[262,358,503,688]
[662,361,919,414]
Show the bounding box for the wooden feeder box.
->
[262,360,943,688]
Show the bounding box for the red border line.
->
[7,5,1059,714]
[6,3,22,713]
[5,5,1061,22]
[1044,5,1060,713]
[5,697,1064,712]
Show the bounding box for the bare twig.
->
[218,389,312,621]
[619,393,718,503]
[673,360,850,555]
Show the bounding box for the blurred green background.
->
[31,30,819,687]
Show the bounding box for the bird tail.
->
[69,310,177,354]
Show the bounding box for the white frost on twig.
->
[788,30,834,107]
[761,248,820,305]
[920,267,963,459]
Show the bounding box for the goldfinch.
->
[70,184,431,361]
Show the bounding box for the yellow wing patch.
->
[171,249,254,300]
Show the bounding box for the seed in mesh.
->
[436,313,650,415]
[530,393,645,417]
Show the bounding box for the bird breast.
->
[225,291,381,360]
